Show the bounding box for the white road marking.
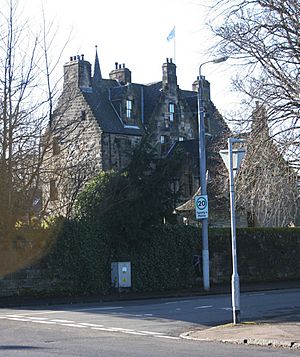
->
[78,323,104,327]
[75,306,123,312]
[108,327,135,332]
[121,331,149,336]
[91,327,122,332]
[143,314,153,316]
[7,318,30,322]
[60,323,87,328]
[140,331,164,335]
[157,335,180,340]
[165,300,190,305]
[32,320,57,325]
[194,305,213,309]
[8,310,65,316]
[6,315,24,318]
[221,307,232,311]
[2,313,179,340]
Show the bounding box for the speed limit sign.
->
[195,195,208,220]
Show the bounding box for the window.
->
[160,135,170,155]
[179,136,184,142]
[169,103,175,122]
[50,180,58,201]
[126,99,132,119]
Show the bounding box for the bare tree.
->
[236,103,299,226]
[0,0,94,232]
[210,0,300,165]
[0,0,45,231]
[207,0,300,226]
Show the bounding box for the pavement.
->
[181,318,300,350]
[179,281,300,350]
[1,280,300,350]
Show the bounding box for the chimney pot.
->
[115,62,118,69]
[77,55,80,60]
[81,54,84,60]
[166,58,169,63]
[170,58,173,63]
[119,64,122,69]
[123,63,125,68]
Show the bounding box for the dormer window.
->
[126,99,132,119]
[169,103,175,122]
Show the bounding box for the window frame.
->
[169,102,175,122]
[126,99,132,119]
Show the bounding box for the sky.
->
[24,0,240,120]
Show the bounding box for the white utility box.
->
[111,262,131,289]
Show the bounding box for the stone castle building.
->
[43,49,229,217]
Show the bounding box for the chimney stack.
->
[162,58,177,93]
[109,61,131,85]
[63,54,92,90]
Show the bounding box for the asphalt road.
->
[0,288,299,356]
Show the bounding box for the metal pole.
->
[197,57,228,292]
[198,65,210,291]
[228,138,241,324]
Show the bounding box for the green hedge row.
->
[41,221,300,296]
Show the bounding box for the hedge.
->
[1,223,299,297]
[42,222,300,295]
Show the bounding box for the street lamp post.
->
[220,138,246,324]
[197,56,228,291]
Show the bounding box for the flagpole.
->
[173,26,176,63]
[167,26,176,62]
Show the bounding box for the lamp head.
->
[213,56,229,64]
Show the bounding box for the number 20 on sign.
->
[195,195,208,220]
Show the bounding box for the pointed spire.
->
[93,45,102,82]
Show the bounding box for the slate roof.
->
[81,79,169,135]
[143,81,162,124]
[82,79,144,136]
[80,70,226,138]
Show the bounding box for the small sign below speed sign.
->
[195,195,208,220]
